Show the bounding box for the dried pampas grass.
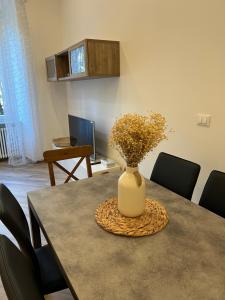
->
[110,113,167,167]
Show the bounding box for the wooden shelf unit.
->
[46,39,120,82]
[55,50,70,80]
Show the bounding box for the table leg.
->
[29,204,41,248]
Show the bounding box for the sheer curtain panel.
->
[0,0,42,165]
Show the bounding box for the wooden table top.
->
[28,172,225,300]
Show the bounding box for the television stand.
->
[52,138,120,178]
[91,152,106,165]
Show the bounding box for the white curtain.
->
[0,0,42,165]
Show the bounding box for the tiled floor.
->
[0,160,74,299]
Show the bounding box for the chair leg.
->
[48,162,56,186]
[86,157,92,177]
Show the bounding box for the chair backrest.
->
[43,145,93,186]
[199,170,225,218]
[150,152,201,200]
[0,184,39,270]
[0,235,44,300]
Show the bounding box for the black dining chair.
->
[199,170,225,218]
[0,183,67,295]
[0,234,44,300]
[150,152,201,200]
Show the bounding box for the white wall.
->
[58,0,225,202]
[25,0,68,151]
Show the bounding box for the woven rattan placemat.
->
[95,197,168,237]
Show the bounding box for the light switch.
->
[197,113,211,127]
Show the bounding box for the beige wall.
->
[58,0,225,202]
[25,0,68,151]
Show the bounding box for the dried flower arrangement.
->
[110,113,167,167]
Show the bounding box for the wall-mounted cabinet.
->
[46,39,120,82]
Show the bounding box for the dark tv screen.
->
[68,115,95,157]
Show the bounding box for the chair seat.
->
[35,245,67,295]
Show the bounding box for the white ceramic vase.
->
[118,166,145,217]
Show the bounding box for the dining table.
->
[27,171,225,300]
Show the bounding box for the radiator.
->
[0,127,8,159]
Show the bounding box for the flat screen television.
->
[68,114,96,161]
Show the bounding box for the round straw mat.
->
[95,197,168,237]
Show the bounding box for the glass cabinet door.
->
[70,45,86,75]
[46,56,57,81]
